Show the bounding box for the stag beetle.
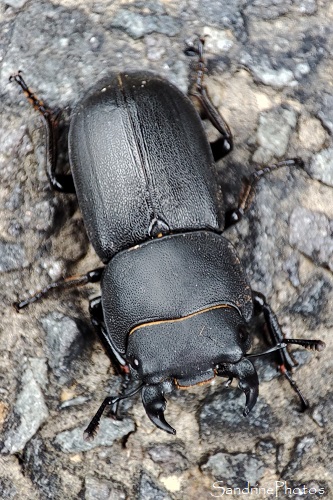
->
[10,38,325,436]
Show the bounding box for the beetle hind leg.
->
[224,158,304,229]
[185,36,233,160]
[10,71,75,193]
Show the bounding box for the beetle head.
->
[126,305,259,433]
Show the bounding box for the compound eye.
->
[128,356,140,370]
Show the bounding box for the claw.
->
[142,385,176,435]
[217,358,259,417]
[240,376,258,416]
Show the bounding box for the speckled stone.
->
[2,360,49,454]
[289,207,333,272]
[137,472,171,500]
[54,418,135,453]
[0,241,26,272]
[202,450,266,487]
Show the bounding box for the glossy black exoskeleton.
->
[10,38,325,436]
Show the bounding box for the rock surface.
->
[0,0,332,498]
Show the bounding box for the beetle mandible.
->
[10,37,325,436]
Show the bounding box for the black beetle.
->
[10,38,325,436]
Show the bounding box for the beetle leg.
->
[89,297,132,420]
[13,267,104,311]
[185,36,233,160]
[142,383,176,435]
[252,290,325,410]
[224,158,304,229]
[217,358,259,416]
[253,291,297,371]
[9,71,75,193]
[89,296,128,370]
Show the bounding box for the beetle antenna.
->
[246,342,287,358]
[83,383,143,441]
[246,338,325,359]
[283,338,325,351]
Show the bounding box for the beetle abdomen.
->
[69,72,224,262]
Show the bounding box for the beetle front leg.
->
[10,72,75,193]
[252,290,325,410]
[87,297,149,440]
[89,296,131,423]
[89,296,128,371]
[185,36,233,160]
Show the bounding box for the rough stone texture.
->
[307,147,333,187]
[54,418,135,453]
[148,443,189,474]
[84,476,127,500]
[201,451,266,487]
[281,434,316,479]
[2,359,49,454]
[22,437,62,499]
[137,472,171,500]
[39,311,90,383]
[289,207,333,272]
[1,1,332,498]
[109,6,182,40]
[252,106,297,163]
[0,241,26,272]
[291,274,332,329]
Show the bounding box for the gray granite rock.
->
[289,207,333,272]
[311,391,333,428]
[2,359,49,454]
[54,418,135,453]
[253,106,297,163]
[84,476,127,500]
[137,472,171,500]
[0,241,26,272]
[39,311,88,382]
[199,386,279,441]
[202,451,266,487]
[0,476,17,499]
[281,434,316,479]
[307,147,333,187]
[109,7,181,40]
[22,437,62,499]
[148,443,189,474]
